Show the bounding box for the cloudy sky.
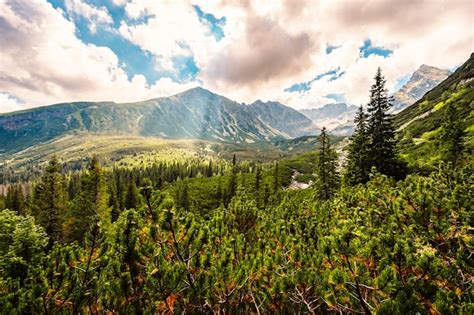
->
[0,0,472,113]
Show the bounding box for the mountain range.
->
[299,64,451,135]
[1,55,470,167]
[0,87,314,155]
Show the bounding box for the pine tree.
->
[71,221,104,313]
[273,162,280,192]
[346,106,370,185]
[87,156,110,224]
[216,177,224,205]
[5,184,25,214]
[366,68,406,179]
[109,183,121,222]
[67,172,81,200]
[0,209,48,283]
[175,179,190,210]
[117,179,127,211]
[104,209,148,312]
[182,180,190,210]
[441,103,466,165]
[226,155,238,205]
[31,156,67,244]
[206,160,213,177]
[68,155,109,242]
[315,127,339,200]
[263,184,270,208]
[125,180,140,210]
[254,166,262,208]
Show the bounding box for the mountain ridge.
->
[0,87,314,155]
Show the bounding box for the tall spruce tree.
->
[226,155,238,205]
[125,180,140,210]
[67,173,81,200]
[346,106,370,185]
[31,156,66,244]
[206,160,213,177]
[68,155,109,242]
[254,166,262,208]
[315,127,339,200]
[176,179,190,210]
[273,162,280,192]
[441,103,466,165]
[109,183,121,222]
[5,184,25,215]
[366,68,406,179]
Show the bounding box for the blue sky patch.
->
[393,73,411,91]
[325,45,340,54]
[325,93,346,103]
[285,68,345,93]
[46,0,199,85]
[172,55,199,81]
[72,17,160,85]
[359,39,393,58]
[194,5,226,41]
[284,81,312,93]
[329,71,345,81]
[47,0,64,10]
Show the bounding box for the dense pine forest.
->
[1,69,472,314]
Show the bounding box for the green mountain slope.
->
[0,87,314,155]
[395,53,474,168]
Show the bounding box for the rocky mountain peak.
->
[411,64,451,81]
[392,64,451,113]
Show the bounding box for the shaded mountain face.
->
[395,53,474,167]
[299,103,358,136]
[392,65,451,113]
[0,87,312,154]
[247,100,315,138]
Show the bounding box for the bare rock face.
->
[392,65,451,113]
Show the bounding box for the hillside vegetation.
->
[395,53,474,169]
[0,152,471,314]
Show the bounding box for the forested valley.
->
[1,69,472,314]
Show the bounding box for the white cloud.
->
[305,1,472,108]
[64,0,113,33]
[118,1,218,73]
[197,0,473,109]
[0,93,25,113]
[124,0,469,109]
[0,0,197,113]
[0,0,472,113]
[111,0,130,7]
